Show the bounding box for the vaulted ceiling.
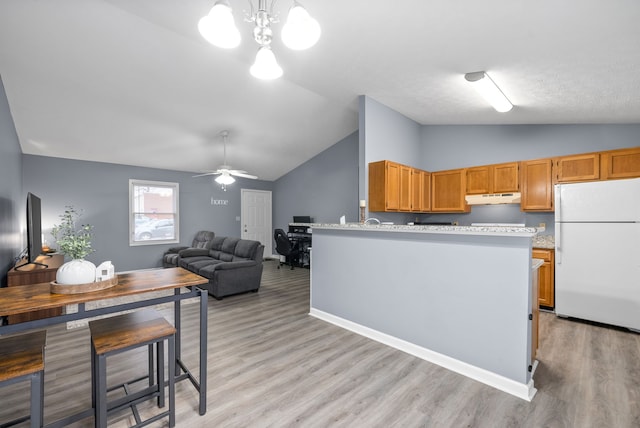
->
[1,0,639,181]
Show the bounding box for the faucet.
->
[364,217,381,225]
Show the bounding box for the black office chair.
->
[274,229,300,270]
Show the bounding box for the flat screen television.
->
[15,192,47,270]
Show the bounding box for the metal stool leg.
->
[29,371,44,428]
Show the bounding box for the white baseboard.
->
[309,308,537,402]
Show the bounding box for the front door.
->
[241,189,272,258]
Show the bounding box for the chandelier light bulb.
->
[215,173,235,185]
[250,46,283,80]
[198,1,241,49]
[281,4,321,50]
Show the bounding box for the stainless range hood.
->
[465,192,521,205]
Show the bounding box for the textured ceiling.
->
[1,0,639,181]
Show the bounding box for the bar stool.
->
[89,309,176,428]
[0,330,47,428]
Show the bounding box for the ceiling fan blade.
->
[192,171,222,178]
[230,171,258,179]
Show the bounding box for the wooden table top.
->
[0,267,208,316]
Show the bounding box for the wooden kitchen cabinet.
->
[466,162,519,194]
[555,153,600,183]
[520,159,554,211]
[431,168,470,212]
[600,147,640,180]
[370,161,432,213]
[369,160,400,211]
[410,168,422,212]
[7,254,64,324]
[532,248,555,308]
[466,166,491,194]
[409,169,432,212]
[399,164,412,211]
[420,170,431,212]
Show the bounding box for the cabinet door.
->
[431,169,469,212]
[384,162,400,210]
[521,159,554,211]
[600,147,640,180]
[493,162,520,193]
[410,168,422,212]
[420,171,431,212]
[466,166,491,194]
[533,249,555,308]
[555,153,600,183]
[399,164,412,211]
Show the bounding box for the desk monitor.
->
[293,216,312,223]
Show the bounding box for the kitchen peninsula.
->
[309,223,540,401]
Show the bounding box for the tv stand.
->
[7,254,64,324]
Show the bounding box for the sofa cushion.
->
[189,259,225,276]
[233,239,260,261]
[210,236,226,251]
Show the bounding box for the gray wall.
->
[22,155,272,271]
[421,124,640,171]
[311,228,534,386]
[360,95,422,225]
[273,131,359,233]
[0,76,23,286]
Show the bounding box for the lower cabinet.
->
[532,248,555,308]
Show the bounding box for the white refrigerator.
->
[554,177,640,331]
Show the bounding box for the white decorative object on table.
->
[56,259,97,284]
[95,261,115,282]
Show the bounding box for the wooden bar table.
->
[0,267,209,427]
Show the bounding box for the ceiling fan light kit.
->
[199,0,321,80]
[464,71,513,113]
[193,130,258,190]
[215,173,236,185]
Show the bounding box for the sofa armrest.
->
[166,245,188,254]
[178,248,210,257]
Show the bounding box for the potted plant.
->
[51,206,96,284]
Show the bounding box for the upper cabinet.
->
[600,147,640,180]
[419,170,432,212]
[369,160,400,211]
[431,168,470,212]
[370,161,430,213]
[399,164,412,211]
[520,159,554,212]
[466,162,519,194]
[555,153,600,183]
[369,147,639,215]
[409,169,432,212]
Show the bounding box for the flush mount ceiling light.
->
[198,0,321,80]
[464,71,513,113]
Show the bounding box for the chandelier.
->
[198,0,321,80]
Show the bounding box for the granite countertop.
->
[307,222,538,238]
[532,234,555,249]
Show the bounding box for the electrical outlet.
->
[538,223,546,228]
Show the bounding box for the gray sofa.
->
[177,236,264,299]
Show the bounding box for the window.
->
[129,179,179,246]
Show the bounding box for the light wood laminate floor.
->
[1,260,639,427]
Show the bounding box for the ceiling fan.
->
[193,131,258,185]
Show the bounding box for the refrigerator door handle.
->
[555,185,562,264]
[556,222,562,264]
